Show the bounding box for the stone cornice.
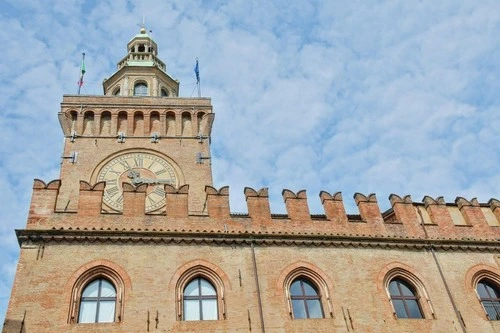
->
[16,229,500,252]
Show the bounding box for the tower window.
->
[112,87,120,96]
[78,278,116,323]
[183,277,218,321]
[290,278,324,319]
[388,278,423,319]
[161,88,169,97]
[134,83,148,96]
[477,279,500,320]
[138,44,145,52]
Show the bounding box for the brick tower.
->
[57,25,214,215]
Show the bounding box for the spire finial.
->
[139,15,146,34]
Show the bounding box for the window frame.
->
[280,264,333,320]
[175,264,226,321]
[133,82,148,96]
[68,264,126,324]
[289,278,325,319]
[383,268,434,320]
[388,278,424,319]
[476,279,500,320]
[78,278,117,323]
[183,277,218,321]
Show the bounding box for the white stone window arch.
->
[68,265,126,324]
[383,268,435,319]
[175,264,226,321]
[470,269,500,320]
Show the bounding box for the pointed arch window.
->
[290,278,324,319]
[134,83,148,96]
[183,277,218,321]
[477,279,500,320]
[388,278,423,319]
[78,278,116,323]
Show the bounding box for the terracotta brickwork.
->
[57,95,214,214]
[4,179,500,332]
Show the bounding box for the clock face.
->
[97,152,178,212]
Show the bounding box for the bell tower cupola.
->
[103,26,180,97]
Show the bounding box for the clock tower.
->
[57,26,214,214]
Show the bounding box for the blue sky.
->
[0,0,499,324]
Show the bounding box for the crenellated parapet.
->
[28,179,61,220]
[25,179,500,243]
[282,189,310,221]
[205,186,230,218]
[244,187,271,220]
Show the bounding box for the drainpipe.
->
[251,241,266,333]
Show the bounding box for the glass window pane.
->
[290,281,302,296]
[406,300,423,318]
[399,282,415,297]
[200,279,216,296]
[302,281,318,296]
[477,282,489,298]
[134,83,148,96]
[292,300,307,319]
[483,301,496,319]
[492,303,500,320]
[79,301,97,323]
[393,300,407,318]
[100,280,116,297]
[485,283,500,298]
[201,299,218,320]
[184,280,199,297]
[82,280,99,297]
[98,300,116,323]
[306,300,323,318]
[388,281,399,296]
[184,299,200,321]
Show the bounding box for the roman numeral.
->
[119,160,131,170]
[106,179,117,186]
[155,168,167,175]
[148,161,156,169]
[108,169,121,176]
[153,187,165,198]
[106,186,120,198]
[134,157,143,167]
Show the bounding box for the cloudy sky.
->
[0,0,499,323]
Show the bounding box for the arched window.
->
[112,87,121,96]
[290,278,324,319]
[134,83,148,96]
[388,278,423,319]
[161,88,169,97]
[477,279,500,320]
[183,277,218,321]
[78,278,117,323]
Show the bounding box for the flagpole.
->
[77,52,86,95]
[194,58,201,97]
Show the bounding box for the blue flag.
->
[194,59,200,83]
